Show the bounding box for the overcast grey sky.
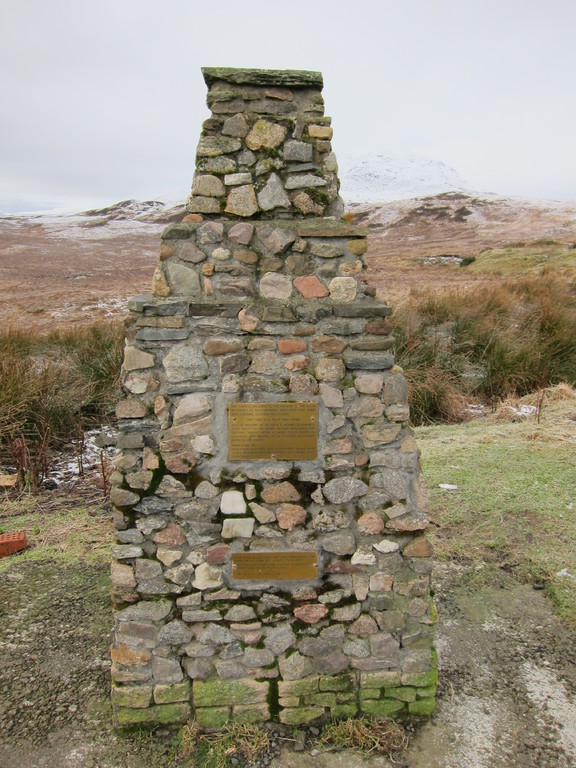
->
[1,0,575,211]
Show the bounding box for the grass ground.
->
[418,389,576,620]
[467,240,576,278]
[0,480,111,574]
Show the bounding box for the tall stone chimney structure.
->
[110,68,437,729]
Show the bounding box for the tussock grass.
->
[0,321,123,485]
[175,721,270,768]
[394,275,576,423]
[321,716,409,755]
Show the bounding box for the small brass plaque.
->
[228,402,317,461]
[231,551,318,581]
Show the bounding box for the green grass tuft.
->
[418,394,576,619]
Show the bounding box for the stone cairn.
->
[111,67,437,729]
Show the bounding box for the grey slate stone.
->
[164,263,201,296]
[163,342,209,382]
[285,174,327,189]
[180,241,207,263]
[135,497,174,515]
[135,559,163,581]
[198,156,237,174]
[299,637,336,657]
[111,545,143,560]
[258,225,296,254]
[222,113,249,138]
[220,641,245,659]
[283,140,313,162]
[264,625,297,655]
[196,136,242,157]
[138,579,182,595]
[115,599,173,623]
[198,624,234,645]
[311,650,349,675]
[243,648,275,667]
[278,652,312,681]
[321,530,356,556]
[370,470,408,500]
[197,222,224,244]
[152,655,184,683]
[136,327,190,341]
[257,173,291,211]
[158,620,194,646]
[343,351,395,370]
[202,67,323,88]
[116,529,145,545]
[182,657,214,680]
[323,477,369,504]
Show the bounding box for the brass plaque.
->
[228,402,317,461]
[231,551,318,581]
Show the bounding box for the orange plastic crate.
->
[0,532,27,558]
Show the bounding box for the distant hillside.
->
[1,188,575,332]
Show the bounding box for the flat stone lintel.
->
[161,218,368,242]
[128,295,188,315]
[255,218,367,239]
[202,67,323,89]
[294,219,368,239]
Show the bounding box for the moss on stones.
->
[279,706,324,725]
[153,682,190,704]
[385,686,417,702]
[194,706,230,729]
[193,678,269,707]
[408,697,436,715]
[332,703,359,719]
[361,699,405,717]
[277,676,319,697]
[114,702,190,727]
[401,668,439,688]
[318,673,355,692]
[234,703,270,723]
[111,684,153,709]
[202,68,323,89]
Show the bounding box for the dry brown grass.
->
[0,322,123,486]
[320,716,410,755]
[394,276,576,423]
[176,720,270,768]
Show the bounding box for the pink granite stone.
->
[261,482,300,503]
[293,275,329,298]
[152,524,187,546]
[278,338,307,354]
[276,503,307,530]
[348,614,379,636]
[293,604,329,624]
[357,512,385,535]
[284,355,311,371]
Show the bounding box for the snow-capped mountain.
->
[338,154,468,203]
[1,154,469,218]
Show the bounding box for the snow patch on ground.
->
[521,661,576,761]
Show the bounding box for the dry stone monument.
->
[110,67,437,729]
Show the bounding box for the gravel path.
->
[1,560,575,767]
